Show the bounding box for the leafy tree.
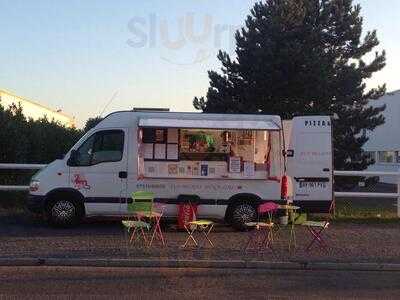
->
[83,116,104,133]
[0,102,81,164]
[194,0,386,170]
[25,116,82,163]
[0,103,30,163]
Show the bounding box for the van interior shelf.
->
[179,152,228,161]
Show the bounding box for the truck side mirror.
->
[67,150,78,166]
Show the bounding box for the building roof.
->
[0,88,74,121]
[387,89,400,97]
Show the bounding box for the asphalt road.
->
[0,267,399,299]
[2,211,400,263]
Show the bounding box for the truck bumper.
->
[27,194,46,214]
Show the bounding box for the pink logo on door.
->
[72,174,91,190]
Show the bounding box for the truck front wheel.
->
[228,202,257,231]
[47,198,83,227]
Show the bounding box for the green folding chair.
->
[122,191,154,246]
[132,191,166,246]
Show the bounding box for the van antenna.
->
[99,91,119,117]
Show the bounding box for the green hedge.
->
[0,103,82,164]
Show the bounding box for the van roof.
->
[98,110,282,130]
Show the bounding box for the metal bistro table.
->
[277,204,300,251]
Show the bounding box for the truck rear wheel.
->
[47,198,83,228]
[228,202,257,231]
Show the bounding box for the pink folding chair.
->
[244,202,279,252]
[149,203,166,247]
[135,202,167,247]
[258,202,279,222]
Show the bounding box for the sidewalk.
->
[0,213,399,264]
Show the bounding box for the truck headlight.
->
[29,180,40,192]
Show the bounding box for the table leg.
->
[288,223,296,251]
[288,210,297,252]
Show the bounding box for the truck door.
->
[69,129,128,215]
[286,116,333,211]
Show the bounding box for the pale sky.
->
[1,0,399,127]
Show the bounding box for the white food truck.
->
[28,110,333,229]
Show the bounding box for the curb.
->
[1,258,400,271]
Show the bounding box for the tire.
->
[47,197,83,228]
[228,202,257,231]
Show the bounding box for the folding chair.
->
[148,203,166,247]
[244,202,279,252]
[134,191,167,247]
[122,220,151,245]
[258,202,279,223]
[301,201,334,251]
[183,220,215,248]
[181,198,215,248]
[121,191,154,246]
[302,220,329,251]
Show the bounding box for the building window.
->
[396,151,400,163]
[378,151,396,163]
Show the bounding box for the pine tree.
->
[194,0,386,170]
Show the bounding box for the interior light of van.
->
[29,180,40,192]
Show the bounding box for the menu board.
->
[229,156,241,173]
[154,144,166,159]
[167,144,179,160]
[143,143,154,159]
[243,161,255,177]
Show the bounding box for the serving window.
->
[138,126,282,180]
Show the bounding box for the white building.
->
[0,89,75,127]
[364,90,400,182]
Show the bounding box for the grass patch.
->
[333,197,399,223]
[0,191,28,214]
[0,169,34,214]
